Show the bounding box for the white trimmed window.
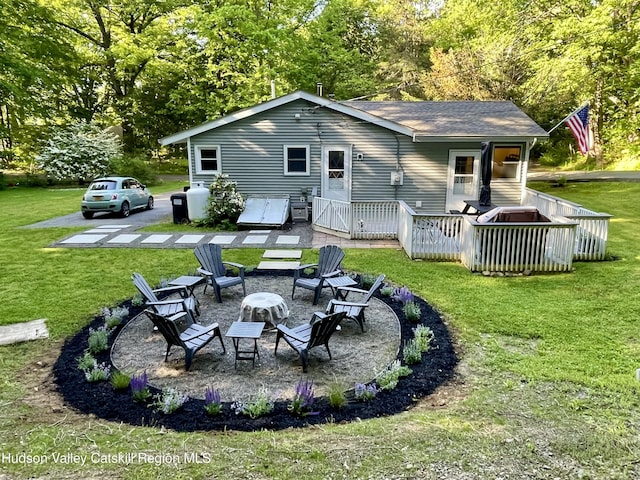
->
[492,145,522,180]
[195,145,221,174]
[283,145,310,176]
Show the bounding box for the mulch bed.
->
[53,272,458,432]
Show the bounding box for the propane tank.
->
[186,182,210,221]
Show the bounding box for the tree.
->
[37,122,122,181]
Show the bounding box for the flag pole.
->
[547,101,590,135]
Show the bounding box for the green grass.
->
[0,182,639,479]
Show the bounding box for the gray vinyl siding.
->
[187,99,522,210]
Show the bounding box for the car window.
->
[129,180,141,189]
[90,181,117,191]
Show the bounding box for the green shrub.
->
[327,381,347,409]
[202,174,245,226]
[232,394,274,419]
[88,326,109,354]
[110,370,131,391]
[380,286,394,297]
[402,301,422,323]
[77,351,97,371]
[413,325,434,353]
[403,338,422,365]
[85,362,111,382]
[153,388,189,414]
[108,155,157,186]
[360,273,377,290]
[376,360,413,391]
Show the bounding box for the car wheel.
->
[82,211,94,219]
[146,196,154,210]
[120,201,130,218]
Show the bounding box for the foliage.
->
[84,361,111,382]
[288,378,318,417]
[36,122,122,181]
[354,382,378,402]
[102,306,128,329]
[392,286,414,304]
[327,380,348,409]
[402,338,422,365]
[131,293,145,307]
[153,388,189,414]
[376,360,412,391]
[110,370,131,391]
[203,174,245,226]
[76,351,97,371]
[87,326,110,354]
[359,273,378,290]
[380,286,395,297]
[130,372,151,403]
[204,387,223,416]
[402,300,422,323]
[232,393,275,419]
[108,155,158,186]
[413,325,434,353]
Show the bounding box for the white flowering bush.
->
[203,174,245,226]
[37,122,122,182]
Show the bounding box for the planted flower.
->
[288,378,318,416]
[130,371,151,403]
[354,382,378,402]
[153,388,189,414]
[392,286,414,305]
[204,387,223,416]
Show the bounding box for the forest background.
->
[2,0,640,177]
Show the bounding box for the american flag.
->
[565,103,590,155]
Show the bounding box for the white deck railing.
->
[523,188,611,260]
[312,189,610,270]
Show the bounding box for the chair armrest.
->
[331,300,369,308]
[321,270,342,279]
[335,286,368,296]
[293,263,318,279]
[146,299,190,306]
[223,261,244,269]
[197,267,213,276]
[153,285,189,297]
[276,325,308,343]
[180,324,218,342]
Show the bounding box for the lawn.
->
[0,182,639,479]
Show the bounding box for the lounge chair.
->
[326,274,386,332]
[144,309,225,371]
[194,244,246,303]
[132,272,198,325]
[291,245,351,305]
[274,311,346,372]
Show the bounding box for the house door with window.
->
[446,149,481,212]
[322,146,351,202]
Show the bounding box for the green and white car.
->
[81,176,153,219]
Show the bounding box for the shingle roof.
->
[342,100,548,139]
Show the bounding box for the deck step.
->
[262,249,302,259]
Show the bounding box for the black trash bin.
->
[170,193,189,224]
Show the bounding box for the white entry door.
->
[446,149,481,212]
[322,146,351,202]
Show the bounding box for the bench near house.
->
[160,91,610,273]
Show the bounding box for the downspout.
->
[394,134,402,200]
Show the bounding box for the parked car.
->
[81,176,153,219]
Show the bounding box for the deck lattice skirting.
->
[312,191,611,273]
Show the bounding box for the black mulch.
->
[53,273,458,432]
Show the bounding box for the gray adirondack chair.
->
[144,309,225,371]
[274,311,346,372]
[291,245,347,305]
[326,274,386,332]
[194,244,246,303]
[132,272,198,325]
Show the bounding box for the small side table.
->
[169,275,206,296]
[225,321,265,368]
[325,275,357,298]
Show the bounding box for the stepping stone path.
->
[55,225,306,249]
[257,249,303,270]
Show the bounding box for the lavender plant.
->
[130,371,151,403]
[402,338,423,365]
[354,382,378,402]
[88,326,109,354]
[204,387,223,416]
[232,393,274,419]
[102,306,129,329]
[153,388,189,414]
[288,378,318,416]
[77,351,97,371]
[380,286,395,297]
[392,286,414,305]
[413,325,434,352]
[85,362,111,382]
[402,301,422,323]
[376,360,413,391]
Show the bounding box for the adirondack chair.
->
[274,311,346,372]
[194,244,246,303]
[291,245,347,305]
[326,274,386,332]
[132,272,198,325]
[144,309,225,371]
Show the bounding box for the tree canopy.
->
[2,0,639,169]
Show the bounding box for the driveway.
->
[23,190,176,229]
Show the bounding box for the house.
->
[159,90,548,213]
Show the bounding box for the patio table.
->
[225,321,265,368]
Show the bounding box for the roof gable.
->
[159,91,547,145]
